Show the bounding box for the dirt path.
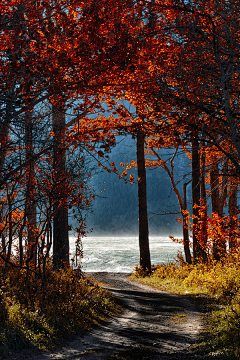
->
[24,272,203,360]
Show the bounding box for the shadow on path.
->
[26,272,202,360]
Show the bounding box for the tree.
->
[137,131,151,273]
[119,0,240,261]
[228,178,239,251]
[2,0,240,272]
[0,0,144,271]
[25,107,37,266]
[52,103,69,270]
[146,144,192,264]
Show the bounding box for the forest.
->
[0,0,240,357]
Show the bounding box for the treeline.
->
[3,0,240,354]
[0,0,240,275]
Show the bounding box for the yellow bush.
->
[0,265,119,354]
[130,253,240,357]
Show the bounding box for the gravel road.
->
[19,272,203,360]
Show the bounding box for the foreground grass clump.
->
[129,254,240,359]
[0,265,120,357]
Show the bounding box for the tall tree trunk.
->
[210,158,226,260]
[52,104,69,270]
[191,135,203,261]
[136,131,151,273]
[210,160,220,214]
[0,101,12,175]
[219,158,228,216]
[0,102,11,261]
[200,140,207,262]
[228,181,238,251]
[4,193,12,272]
[183,182,192,264]
[25,109,37,265]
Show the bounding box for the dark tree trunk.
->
[18,222,25,267]
[136,132,151,274]
[228,181,238,251]
[210,161,220,214]
[52,104,69,270]
[183,182,192,264]
[191,136,203,261]
[4,193,12,272]
[25,109,37,265]
[0,102,11,262]
[219,158,228,217]
[200,141,207,262]
[0,102,11,174]
[210,159,226,260]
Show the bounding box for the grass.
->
[3,255,240,359]
[128,253,240,359]
[0,264,121,358]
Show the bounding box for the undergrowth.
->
[129,252,240,359]
[0,264,120,358]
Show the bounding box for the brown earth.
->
[12,272,203,360]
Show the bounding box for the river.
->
[69,235,183,272]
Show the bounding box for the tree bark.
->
[183,182,192,264]
[219,158,228,216]
[4,193,12,272]
[0,104,10,174]
[210,158,226,260]
[25,109,37,265]
[52,104,69,270]
[136,131,151,273]
[210,160,220,214]
[0,102,11,262]
[191,135,202,261]
[228,180,238,251]
[200,141,207,262]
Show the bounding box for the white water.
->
[69,236,183,273]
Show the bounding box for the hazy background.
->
[85,136,191,237]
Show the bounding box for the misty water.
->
[69,236,183,273]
